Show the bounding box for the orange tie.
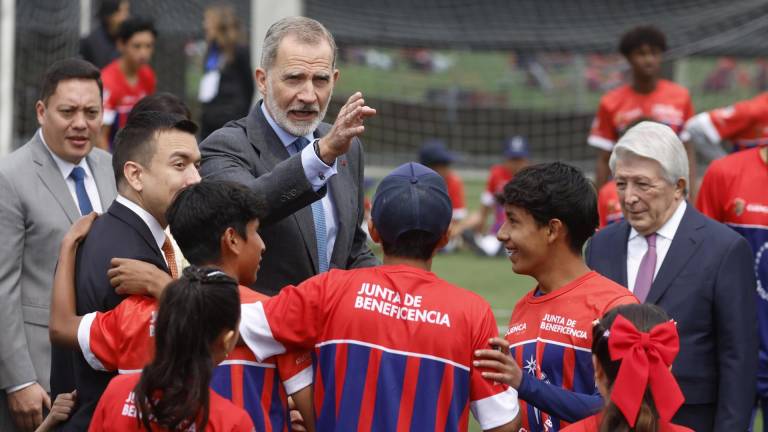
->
[161,237,179,279]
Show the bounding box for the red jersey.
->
[101,60,156,147]
[588,80,693,151]
[705,92,768,151]
[445,171,467,219]
[89,373,255,432]
[239,265,520,432]
[697,147,768,397]
[560,414,693,432]
[482,164,514,233]
[505,272,638,431]
[78,287,311,430]
[597,180,623,228]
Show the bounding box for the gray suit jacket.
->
[0,133,115,395]
[200,102,378,295]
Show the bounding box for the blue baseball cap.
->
[372,162,452,244]
[504,135,530,159]
[419,139,456,166]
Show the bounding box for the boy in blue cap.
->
[239,163,520,431]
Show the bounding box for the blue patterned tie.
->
[291,137,329,273]
[69,166,93,215]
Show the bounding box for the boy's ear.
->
[433,231,450,254]
[220,227,240,256]
[368,220,381,244]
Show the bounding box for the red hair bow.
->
[607,314,684,427]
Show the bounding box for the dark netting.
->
[11,0,251,149]
[12,0,768,168]
[305,0,768,167]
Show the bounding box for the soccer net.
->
[11,0,768,170]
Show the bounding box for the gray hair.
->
[609,121,689,194]
[260,16,337,71]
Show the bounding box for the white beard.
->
[264,78,332,137]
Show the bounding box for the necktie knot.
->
[291,137,311,154]
[646,233,657,248]
[70,166,86,181]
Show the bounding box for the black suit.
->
[199,102,378,295]
[54,201,170,431]
[586,203,757,431]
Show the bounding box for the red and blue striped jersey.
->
[505,271,638,431]
[697,147,768,397]
[240,265,520,431]
[78,286,312,430]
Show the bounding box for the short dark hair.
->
[39,58,102,103]
[619,25,667,57]
[117,16,157,43]
[502,162,598,253]
[128,92,191,122]
[381,230,441,261]
[98,0,127,24]
[167,181,267,265]
[111,111,198,187]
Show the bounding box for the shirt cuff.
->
[6,381,35,394]
[300,140,338,192]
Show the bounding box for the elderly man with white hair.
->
[585,121,757,432]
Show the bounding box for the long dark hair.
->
[134,266,240,431]
[593,304,670,432]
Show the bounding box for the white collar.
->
[629,200,687,241]
[115,194,167,250]
[260,102,315,149]
[39,129,93,180]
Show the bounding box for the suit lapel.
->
[249,102,320,272]
[645,204,704,304]
[31,135,80,223]
[108,201,169,273]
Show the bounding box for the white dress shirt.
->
[627,200,687,292]
[40,130,103,214]
[116,195,170,267]
[261,104,338,265]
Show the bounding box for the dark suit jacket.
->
[199,102,378,295]
[585,203,757,431]
[56,200,170,431]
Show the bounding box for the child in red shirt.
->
[562,304,691,432]
[100,17,157,150]
[588,26,694,189]
[89,267,254,431]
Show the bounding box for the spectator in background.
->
[597,179,623,228]
[419,139,466,251]
[100,16,157,151]
[696,145,768,430]
[562,304,692,432]
[462,135,529,256]
[199,3,255,139]
[588,26,694,192]
[79,0,130,69]
[585,121,757,431]
[0,58,116,432]
[683,92,768,163]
